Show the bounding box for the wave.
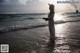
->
[63,12,80,15]
[68,15,80,18]
[0,24,48,33]
[0,18,35,22]
[24,17,35,20]
[1,20,80,33]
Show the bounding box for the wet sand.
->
[0,21,80,53]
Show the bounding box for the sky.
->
[0,0,79,14]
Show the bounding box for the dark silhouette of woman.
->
[43,4,55,42]
[43,4,55,53]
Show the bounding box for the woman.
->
[43,4,55,42]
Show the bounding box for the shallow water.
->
[0,12,80,53]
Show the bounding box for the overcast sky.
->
[0,0,78,14]
[0,0,50,13]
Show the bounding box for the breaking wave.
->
[1,20,80,33]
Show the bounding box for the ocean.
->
[0,12,80,53]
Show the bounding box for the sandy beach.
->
[0,21,80,53]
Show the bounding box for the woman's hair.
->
[49,4,55,14]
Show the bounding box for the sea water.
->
[1,12,80,33]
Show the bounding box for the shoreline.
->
[0,21,80,53]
